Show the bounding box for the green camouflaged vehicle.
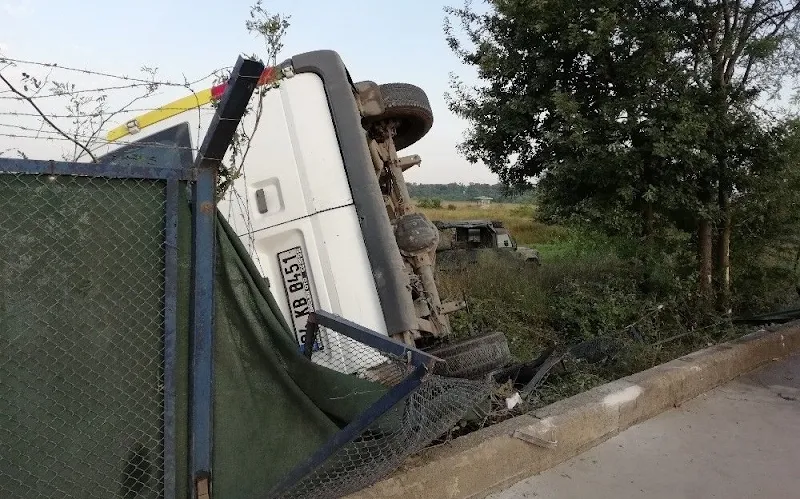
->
[433,220,540,267]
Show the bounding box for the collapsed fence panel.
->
[267,312,492,499]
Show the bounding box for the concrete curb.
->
[347,323,800,499]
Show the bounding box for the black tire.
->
[427,332,511,379]
[374,83,434,151]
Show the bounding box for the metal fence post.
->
[189,56,265,498]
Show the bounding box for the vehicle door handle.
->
[255,188,268,214]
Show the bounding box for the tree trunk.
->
[715,193,732,313]
[639,201,655,295]
[643,201,654,238]
[698,218,714,308]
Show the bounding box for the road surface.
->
[490,354,800,499]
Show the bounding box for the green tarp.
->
[2,175,170,498]
[2,174,387,498]
[209,199,387,497]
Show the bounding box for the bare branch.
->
[748,0,800,35]
[724,0,760,84]
[737,53,757,92]
[732,0,742,30]
[25,66,54,98]
[0,71,97,162]
[73,77,160,162]
[763,3,800,37]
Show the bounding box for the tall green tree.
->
[681,0,800,308]
[730,119,800,310]
[445,0,800,309]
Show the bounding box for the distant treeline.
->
[407,183,536,204]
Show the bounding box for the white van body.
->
[99,53,400,375]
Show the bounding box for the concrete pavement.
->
[490,354,800,499]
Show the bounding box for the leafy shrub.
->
[437,230,736,389]
[417,198,443,209]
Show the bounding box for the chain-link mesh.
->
[275,374,491,499]
[281,327,502,498]
[310,330,408,387]
[0,173,167,499]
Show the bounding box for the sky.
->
[0,0,500,184]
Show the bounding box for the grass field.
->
[416,201,570,247]
[414,198,743,411]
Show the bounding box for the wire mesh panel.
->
[0,172,169,499]
[274,374,491,499]
[267,312,496,498]
[309,330,409,387]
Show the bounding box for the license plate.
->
[277,246,323,353]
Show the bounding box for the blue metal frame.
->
[308,311,442,368]
[0,157,193,180]
[0,153,189,499]
[188,156,216,497]
[188,55,265,498]
[271,310,442,497]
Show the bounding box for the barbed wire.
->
[0,83,166,101]
[0,123,67,135]
[0,56,261,165]
[0,56,228,89]
[0,108,219,119]
[0,60,249,130]
[0,117,242,138]
[0,123,172,142]
[0,56,233,158]
[0,131,202,153]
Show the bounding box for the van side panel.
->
[289,50,419,338]
[221,73,356,237]
[247,207,386,373]
[215,72,390,371]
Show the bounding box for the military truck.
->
[434,219,540,266]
